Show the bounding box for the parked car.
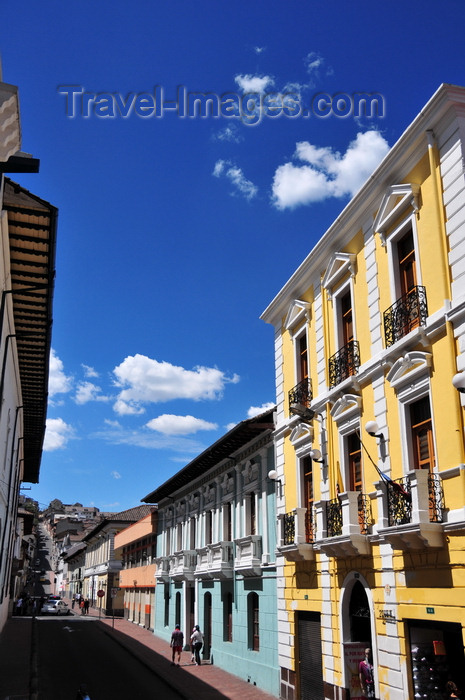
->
[41,599,70,615]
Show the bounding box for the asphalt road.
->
[36,617,182,699]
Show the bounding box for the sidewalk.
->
[0,602,277,700]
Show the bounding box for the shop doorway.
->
[203,592,212,661]
[296,611,323,700]
[408,620,465,699]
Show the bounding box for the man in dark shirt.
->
[170,624,184,665]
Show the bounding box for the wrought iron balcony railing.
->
[387,476,412,527]
[428,474,445,523]
[357,493,372,535]
[288,377,313,412]
[328,340,360,388]
[383,285,428,347]
[326,498,343,537]
[282,509,314,545]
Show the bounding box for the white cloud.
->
[213,159,258,200]
[272,131,390,210]
[81,364,99,378]
[111,471,121,479]
[213,124,243,143]
[112,354,239,415]
[43,417,73,451]
[234,74,274,94]
[146,414,218,436]
[305,51,324,76]
[48,349,73,397]
[247,402,275,418]
[74,381,110,405]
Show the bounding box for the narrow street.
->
[36,617,181,699]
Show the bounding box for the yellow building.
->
[114,508,157,629]
[261,84,465,700]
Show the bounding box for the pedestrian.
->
[190,624,204,666]
[170,623,184,666]
[83,598,89,615]
[80,598,85,615]
[190,627,196,662]
[72,595,76,609]
[446,680,460,698]
[359,648,375,699]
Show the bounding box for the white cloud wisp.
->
[272,131,390,210]
[112,354,239,415]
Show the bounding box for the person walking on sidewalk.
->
[170,624,184,666]
[190,625,204,666]
[83,598,89,615]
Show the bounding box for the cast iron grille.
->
[326,498,343,537]
[428,474,445,523]
[328,340,360,388]
[383,285,428,347]
[305,508,314,543]
[387,476,412,526]
[283,512,295,545]
[288,377,313,411]
[357,493,372,535]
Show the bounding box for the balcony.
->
[169,550,197,581]
[314,492,372,557]
[234,535,262,577]
[154,556,170,582]
[277,508,314,561]
[328,340,360,388]
[377,469,444,549]
[194,542,233,580]
[383,285,428,347]
[289,378,313,411]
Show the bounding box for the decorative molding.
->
[284,299,311,331]
[330,394,362,424]
[374,183,420,244]
[322,253,357,299]
[386,351,432,391]
[289,422,314,446]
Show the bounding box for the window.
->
[329,285,360,386]
[410,396,435,471]
[223,592,233,642]
[205,511,213,545]
[397,228,417,296]
[245,491,257,535]
[303,456,314,542]
[341,290,354,346]
[248,592,259,651]
[348,433,362,491]
[189,518,196,550]
[298,332,309,382]
[223,501,232,541]
[176,523,182,551]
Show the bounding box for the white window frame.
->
[385,212,422,303]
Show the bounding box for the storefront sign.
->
[379,609,396,623]
[343,642,367,700]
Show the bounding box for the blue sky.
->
[1,0,464,512]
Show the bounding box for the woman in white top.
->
[190,625,204,665]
